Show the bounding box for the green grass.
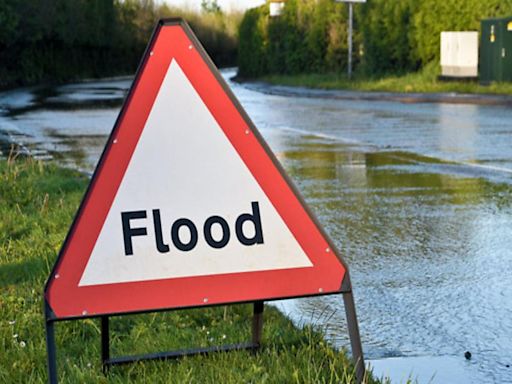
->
[0,157,384,383]
[261,63,512,95]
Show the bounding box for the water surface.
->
[1,70,511,383]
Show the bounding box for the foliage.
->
[0,157,383,383]
[410,0,512,66]
[238,0,512,78]
[357,0,419,75]
[238,0,350,78]
[158,4,242,69]
[0,0,242,89]
[260,62,512,95]
[238,6,269,77]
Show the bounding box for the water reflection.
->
[438,103,479,159]
[239,77,512,184]
[275,138,512,383]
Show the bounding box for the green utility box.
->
[480,17,512,83]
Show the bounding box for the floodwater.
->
[1,69,511,383]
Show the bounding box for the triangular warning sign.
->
[45,20,348,319]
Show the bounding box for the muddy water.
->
[1,70,511,383]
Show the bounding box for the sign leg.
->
[101,316,110,372]
[252,301,264,348]
[45,319,58,384]
[343,291,365,383]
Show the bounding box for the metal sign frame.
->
[43,18,365,383]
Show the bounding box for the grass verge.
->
[0,157,383,383]
[261,64,512,95]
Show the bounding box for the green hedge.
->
[357,0,418,75]
[0,0,241,89]
[238,0,350,78]
[238,0,512,77]
[410,0,512,66]
[0,0,135,88]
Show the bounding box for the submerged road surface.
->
[1,69,511,383]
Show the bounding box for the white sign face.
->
[79,60,313,287]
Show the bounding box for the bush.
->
[410,0,512,66]
[238,6,269,77]
[0,0,242,89]
[238,0,351,78]
[358,0,419,75]
[238,0,512,78]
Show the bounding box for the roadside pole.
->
[337,0,366,79]
[348,2,353,79]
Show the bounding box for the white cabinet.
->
[440,31,479,77]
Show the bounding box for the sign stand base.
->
[45,304,58,384]
[343,291,365,383]
[101,301,264,369]
[45,301,265,384]
[45,295,363,383]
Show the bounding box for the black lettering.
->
[204,216,230,248]
[152,209,170,253]
[171,218,198,251]
[235,201,264,246]
[121,210,147,256]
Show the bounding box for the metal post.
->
[252,301,264,347]
[348,2,353,79]
[101,316,110,372]
[343,291,365,383]
[45,319,58,384]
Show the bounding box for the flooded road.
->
[1,69,511,383]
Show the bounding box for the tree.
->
[201,0,222,15]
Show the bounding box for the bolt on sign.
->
[43,19,365,384]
